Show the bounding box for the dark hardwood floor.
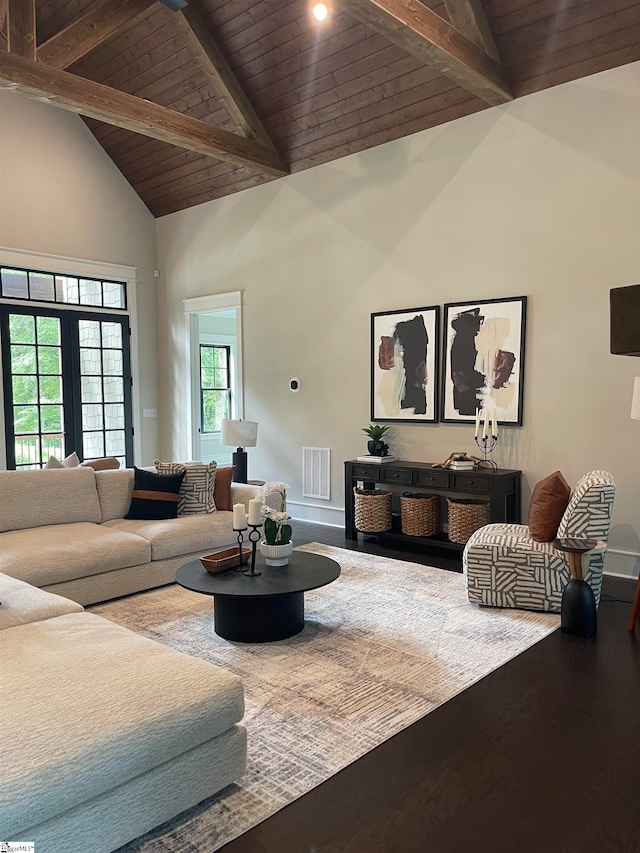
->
[220,520,640,853]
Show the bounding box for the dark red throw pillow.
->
[528,471,571,542]
[213,466,236,511]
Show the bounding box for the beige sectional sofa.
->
[0,466,256,849]
[0,466,261,605]
[0,573,246,852]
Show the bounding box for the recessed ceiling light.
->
[312,3,329,21]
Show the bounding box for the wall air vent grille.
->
[302,447,330,500]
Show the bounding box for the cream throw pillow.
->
[44,456,64,469]
[154,460,217,514]
[44,451,80,469]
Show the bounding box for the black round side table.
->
[553,538,605,638]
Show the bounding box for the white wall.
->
[157,62,640,578]
[0,91,160,463]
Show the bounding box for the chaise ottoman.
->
[0,575,246,853]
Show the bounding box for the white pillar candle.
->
[482,409,489,439]
[474,408,481,438]
[248,498,262,526]
[493,410,499,437]
[232,503,247,530]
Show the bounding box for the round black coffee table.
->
[175,551,340,643]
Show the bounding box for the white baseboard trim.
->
[604,548,640,580]
[603,570,639,581]
[288,501,344,528]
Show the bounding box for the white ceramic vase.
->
[260,540,294,566]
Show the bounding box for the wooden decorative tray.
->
[200,547,250,574]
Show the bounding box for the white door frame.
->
[183,291,243,462]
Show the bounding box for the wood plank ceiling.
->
[1,0,639,218]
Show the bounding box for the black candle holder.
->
[233,527,247,570]
[244,522,263,577]
[474,434,499,470]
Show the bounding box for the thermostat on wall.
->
[290,378,301,392]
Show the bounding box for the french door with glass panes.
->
[0,306,133,469]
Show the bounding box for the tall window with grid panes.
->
[0,265,133,469]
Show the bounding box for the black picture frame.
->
[441,296,527,426]
[371,306,440,424]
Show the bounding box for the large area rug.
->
[92,543,559,852]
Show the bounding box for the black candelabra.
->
[474,433,499,470]
[233,523,263,577]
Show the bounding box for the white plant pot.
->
[260,540,294,566]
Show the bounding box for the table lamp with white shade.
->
[221,419,258,483]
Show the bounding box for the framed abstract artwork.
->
[371,306,440,423]
[441,296,527,425]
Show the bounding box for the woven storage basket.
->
[400,493,440,536]
[354,487,393,533]
[446,498,490,544]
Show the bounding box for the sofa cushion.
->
[528,470,571,542]
[0,523,151,586]
[0,467,101,532]
[155,460,218,515]
[214,465,235,511]
[103,511,233,561]
[0,572,83,630]
[230,482,264,509]
[95,468,134,522]
[126,467,185,520]
[0,611,244,837]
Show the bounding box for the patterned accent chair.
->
[463,471,616,613]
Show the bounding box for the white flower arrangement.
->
[259,481,290,515]
[258,482,292,544]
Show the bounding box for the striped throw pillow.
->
[154,460,218,515]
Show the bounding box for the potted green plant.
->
[362,424,390,457]
[258,482,293,566]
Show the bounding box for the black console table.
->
[344,459,521,555]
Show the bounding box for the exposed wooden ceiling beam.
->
[37,0,155,71]
[442,0,500,63]
[336,0,512,106]
[170,2,277,151]
[7,0,35,60]
[0,51,289,178]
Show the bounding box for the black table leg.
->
[214,592,305,642]
[561,579,597,637]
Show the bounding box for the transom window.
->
[200,344,231,433]
[0,265,126,310]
